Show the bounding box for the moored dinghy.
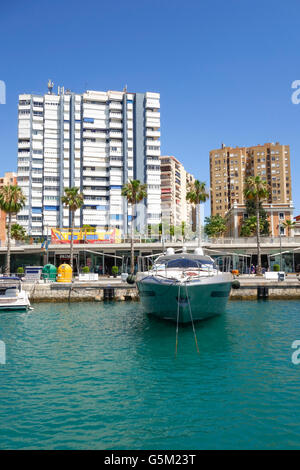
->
[136,248,232,323]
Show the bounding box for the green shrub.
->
[112,266,119,277]
[17,267,24,274]
[82,266,90,273]
[273,264,280,272]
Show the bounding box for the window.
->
[279,212,284,220]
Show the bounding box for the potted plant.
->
[16,266,24,278]
[273,264,280,272]
[112,266,119,278]
[82,266,90,273]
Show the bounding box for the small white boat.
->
[136,248,232,323]
[0,277,31,311]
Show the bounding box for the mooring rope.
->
[68,283,73,303]
[185,282,200,354]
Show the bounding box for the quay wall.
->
[23,279,300,302]
[230,280,300,300]
[24,282,139,303]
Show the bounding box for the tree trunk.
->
[130,203,135,274]
[70,210,74,273]
[197,203,201,247]
[5,213,12,275]
[256,200,262,275]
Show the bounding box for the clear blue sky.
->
[1,0,300,217]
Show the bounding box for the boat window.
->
[154,256,217,270]
[166,259,197,268]
[166,259,202,268]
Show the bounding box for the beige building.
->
[226,201,295,238]
[210,142,292,218]
[160,156,195,228]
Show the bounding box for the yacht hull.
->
[0,304,29,311]
[137,275,232,323]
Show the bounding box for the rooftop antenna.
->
[48,79,54,94]
[123,84,127,92]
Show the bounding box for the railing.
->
[2,234,300,249]
[207,236,299,245]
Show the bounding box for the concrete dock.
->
[230,275,300,300]
[23,279,139,302]
[22,275,300,302]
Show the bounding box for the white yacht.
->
[136,248,232,323]
[0,277,31,311]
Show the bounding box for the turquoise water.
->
[0,300,300,449]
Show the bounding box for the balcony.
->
[110,158,123,167]
[146,130,160,138]
[83,170,109,178]
[83,189,108,196]
[147,158,160,166]
[146,148,160,157]
[18,142,30,149]
[109,121,123,130]
[109,112,122,120]
[109,151,123,158]
[83,130,107,139]
[109,131,122,139]
[146,139,160,147]
[146,111,160,120]
[145,99,160,109]
[18,151,30,157]
[109,102,123,111]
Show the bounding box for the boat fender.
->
[126,274,136,284]
[232,280,240,289]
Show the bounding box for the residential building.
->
[226,201,295,238]
[17,84,161,237]
[160,155,195,227]
[293,215,300,238]
[210,142,292,218]
[0,172,17,245]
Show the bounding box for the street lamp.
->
[279,223,283,271]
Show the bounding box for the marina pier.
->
[22,275,300,302]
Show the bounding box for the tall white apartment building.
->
[17,84,161,237]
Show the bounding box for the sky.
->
[0,0,300,218]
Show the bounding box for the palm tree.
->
[240,215,258,237]
[11,223,27,242]
[186,180,209,247]
[61,187,84,270]
[244,176,269,274]
[181,221,186,242]
[282,219,296,237]
[0,185,26,275]
[122,180,147,274]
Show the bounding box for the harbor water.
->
[0,300,300,449]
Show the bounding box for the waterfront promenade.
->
[2,236,300,274]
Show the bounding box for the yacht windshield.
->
[154,256,216,269]
[166,259,200,268]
